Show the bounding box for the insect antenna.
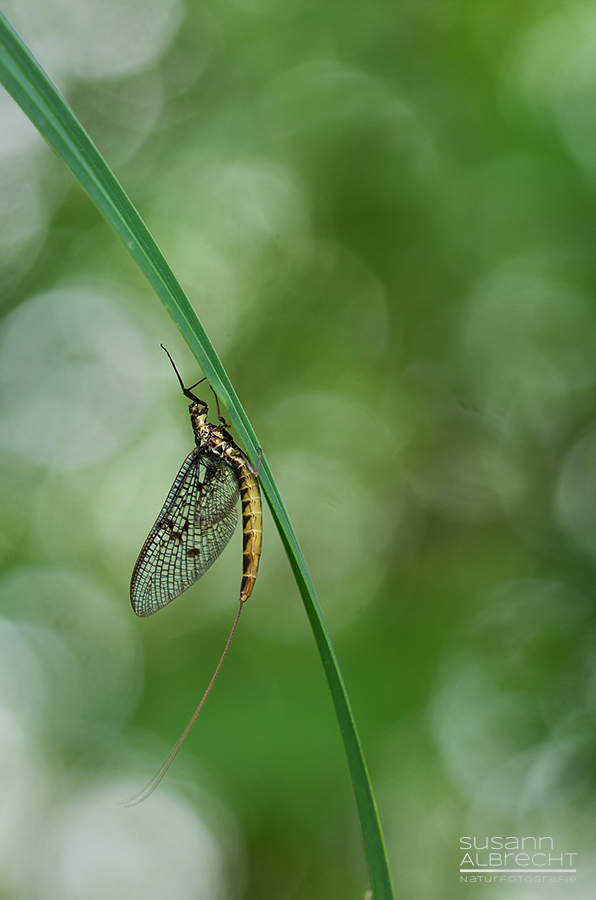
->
[161,344,208,405]
[121,600,244,807]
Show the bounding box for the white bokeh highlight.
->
[35,782,231,900]
[3,0,183,83]
[0,287,153,469]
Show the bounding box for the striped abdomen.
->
[229,453,262,603]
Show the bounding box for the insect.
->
[126,346,262,804]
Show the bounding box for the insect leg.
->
[210,385,231,428]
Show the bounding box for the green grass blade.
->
[0,12,394,899]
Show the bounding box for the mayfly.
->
[126,345,262,804]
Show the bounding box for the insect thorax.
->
[188,401,243,469]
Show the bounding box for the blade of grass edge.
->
[0,13,395,899]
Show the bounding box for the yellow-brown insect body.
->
[190,402,262,604]
[130,387,262,617]
[125,349,263,804]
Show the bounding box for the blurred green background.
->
[0,1,595,898]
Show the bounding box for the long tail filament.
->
[122,600,244,806]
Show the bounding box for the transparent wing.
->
[131,448,239,617]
